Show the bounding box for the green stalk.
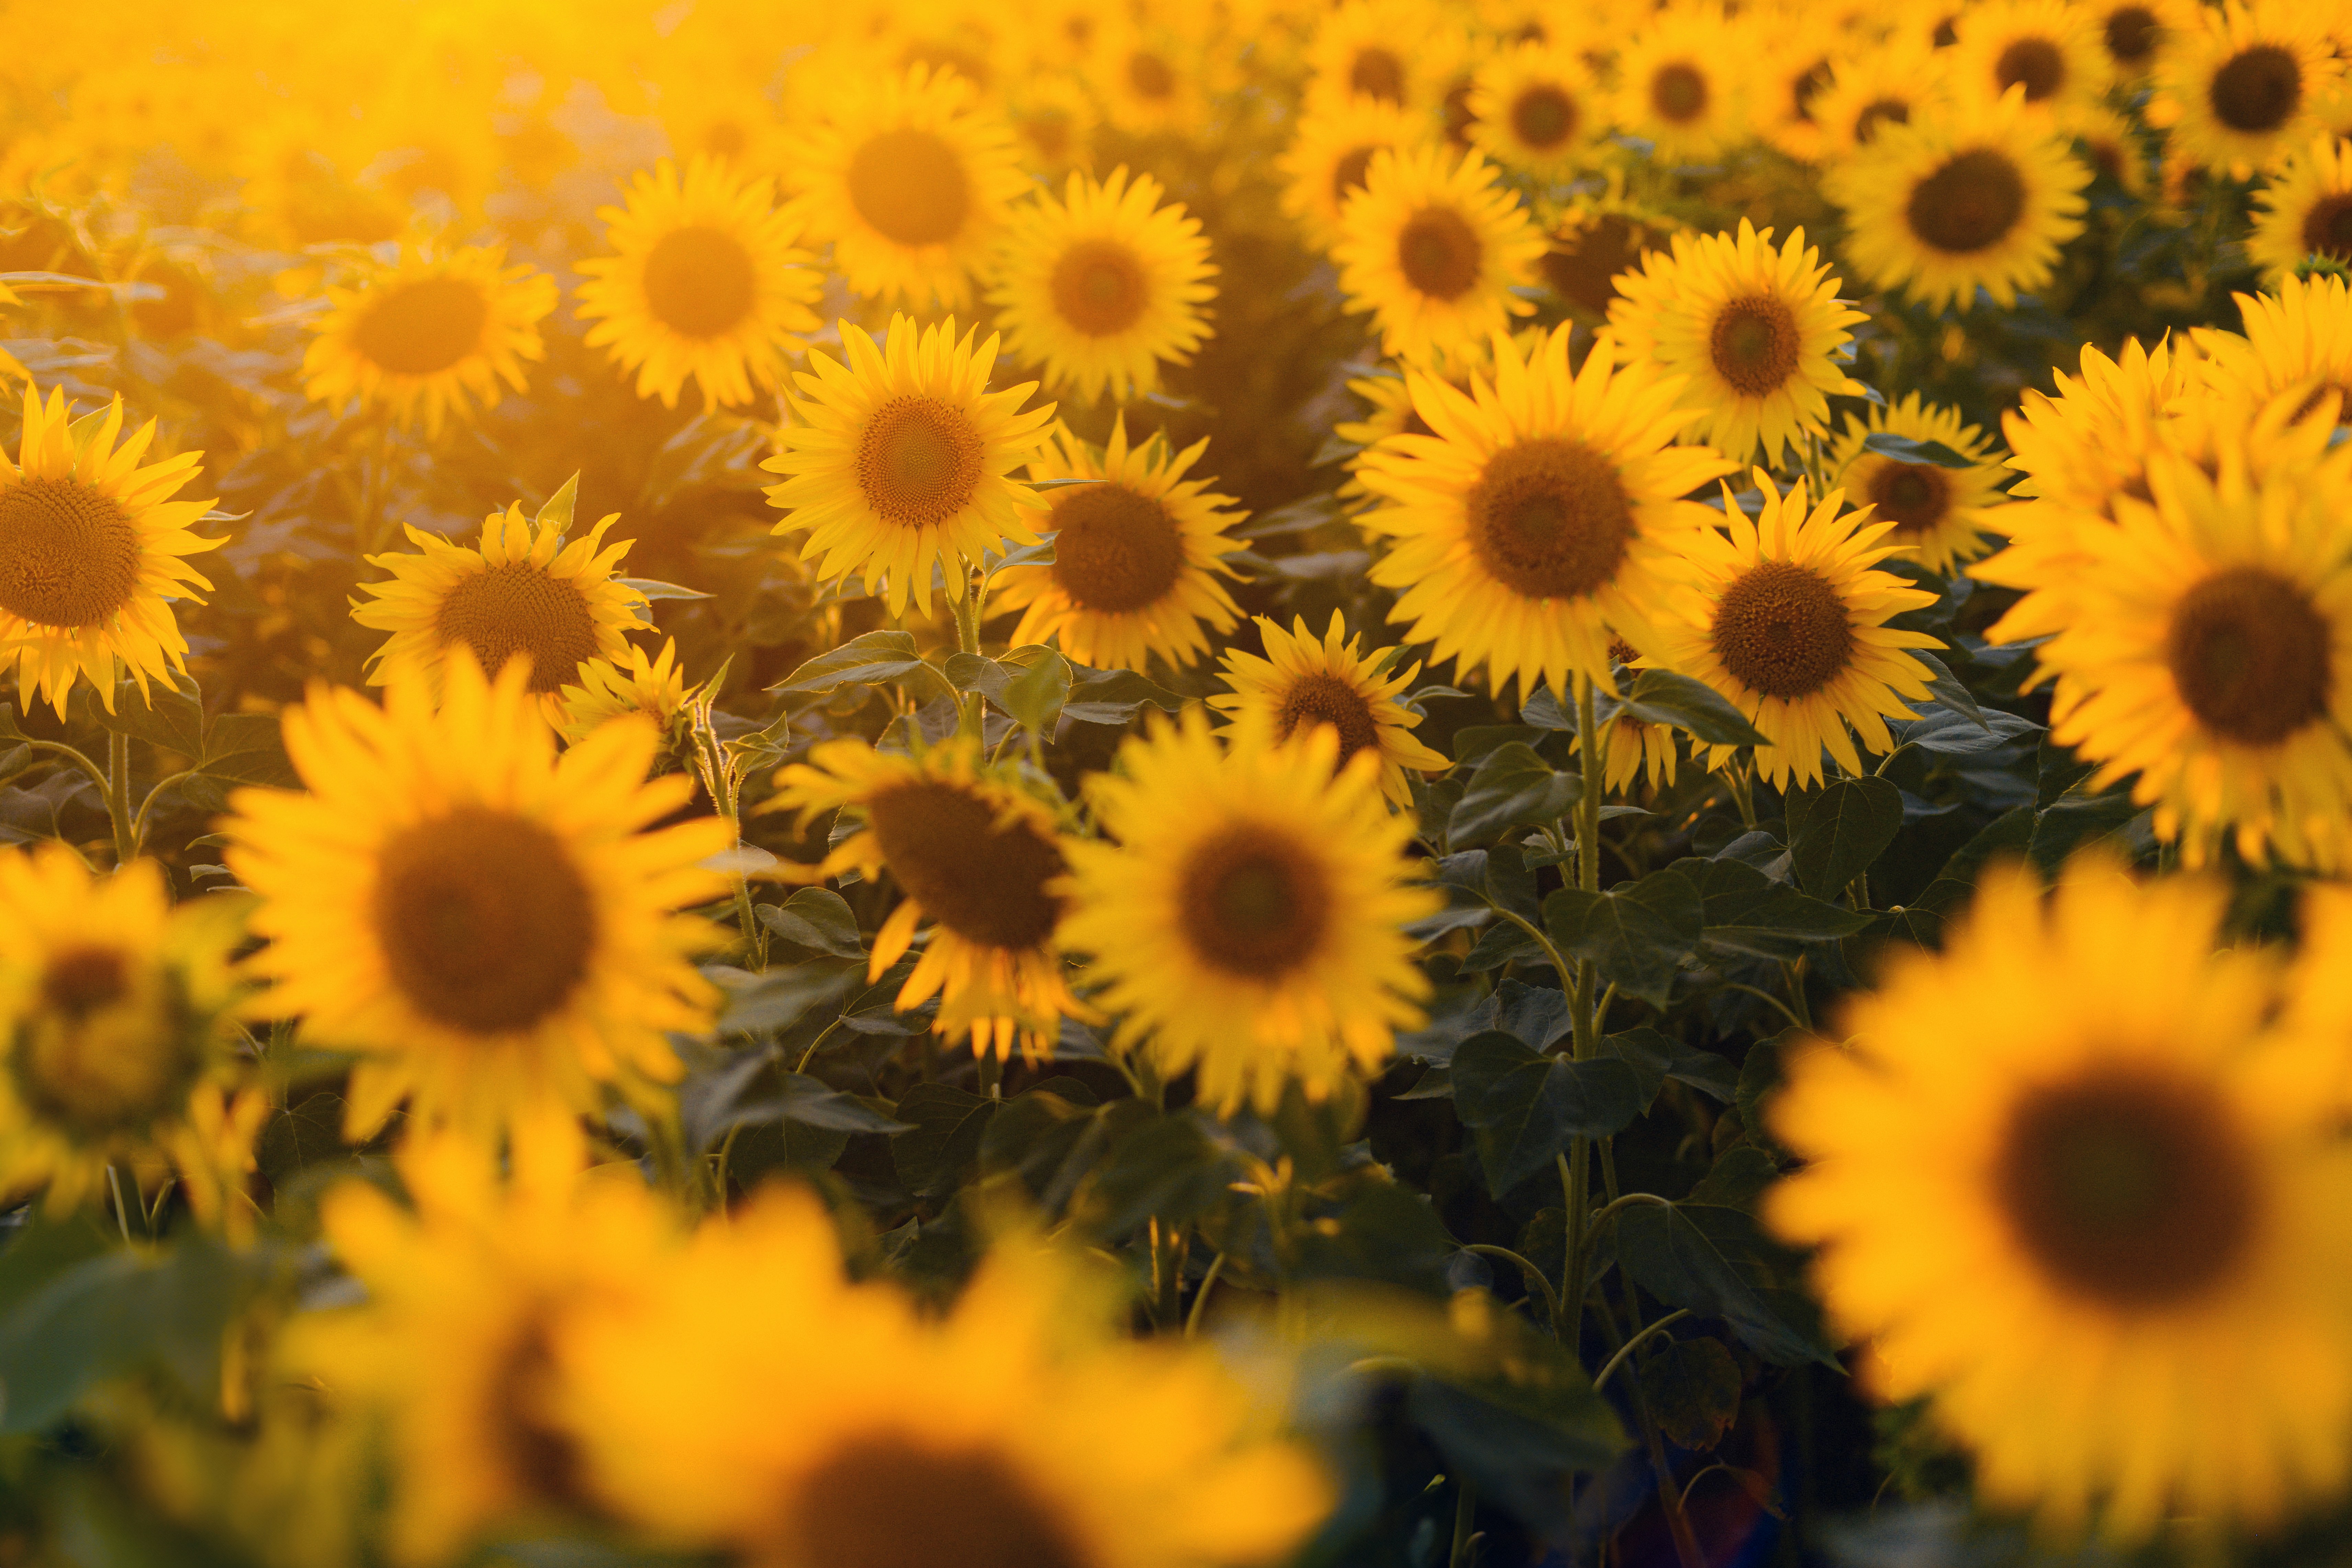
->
[1558,672,1609,1342]
[106,730,136,870]
[952,573,986,739]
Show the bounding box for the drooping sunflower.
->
[352,481,648,718]
[1332,144,1545,366]
[2147,0,2339,179]
[762,313,1056,618]
[1769,860,2352,1536]
[1612,5,1754,166]
[1537,194,1681,319]
[302,242,556,436]
[1357,323,1735,703]
[1279,96,1431,250]
[222,656,733,1142]
[1468,43,1602,180]
[988,166,1217,405]
[1650,472,1940,789]
[557,637,698,748]
[782,63,1029,310]
[1945,0,2112,122]
[1062,710,1437,1115]
[0,383,222,718]
[2200,273,2352,427]
[990,417,1245,672]
[1828,91,2090,312]
[1606,220,1866,465]
[1209,612,1452,809]
[574,155,822,411]
[1828,392,2013,572]
[1808,34,1949,158]
[771,736,1086,1061]
[2250,136,2352,285]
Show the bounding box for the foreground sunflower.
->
[1063,712,1436,1115]
[988,166,1216,405]
[2200,273,2352,426]
[2000,333,2200,525]
[764,314,1055,617]
[223,657,732,1141]
[302,242,556,436]
[0,383,222,717]
[990,418,1244,672]
[1828,393,2013,572]
[1331,144,1544,366]
[1209,612,1451,808]
[575,155,822,410]
[1357,324,1734,702]
[1606,221,1866,464]
[770,737,1085,1061]
[2249,135,2352,285]
[2147,0,2337,179]
[1770,860,2352,1536]
[1613,5,1752,165]
[1278,96,1429,249]
[1468,43,1601,180]
[556,637,697,748]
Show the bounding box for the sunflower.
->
[222,656,732,1142]
[2147,0,2339,179]
[0,847,261,1235]
[1827,392,2013,572]
[1279,97,1432,250]
[1612,5,1754,166]
[988,166,1216,405]
[1537,195,1680,318]
[1828,91,2090,312]
[2085,0,2182,79]
[1769,860,2352,1536]
[782,63,1028,310]
[1468,43,1602,180]
[0,383,222,719]
[1094,19,1218,138]
[2200,273,2352,427]
[557,637,698,748]
[302,242,556,436]
[1606,220,1866,465]
[352,484,647,718]
[990,417,1245,673]
[1332,144,1545,366]
[574,156,822,411]
[2251,137,2352,287]
[1209,613,1452,809]
[762,313,1056,618]
[1062,710,1436,1115]
[2000,333,2200,521]
[1808,34,1949,158]
[1307,0,1456,116]
[771,736,1086,1060]
[1945,0,2111,122]
[2070,104,2154,196]
[1357,323,1735,703]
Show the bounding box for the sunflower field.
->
[12,0,2352,1563]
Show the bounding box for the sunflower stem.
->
[952,572,986,740]
[105,729,136,870]
[1448,1475,1479,1568]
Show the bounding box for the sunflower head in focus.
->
[302,242,556,436]
[575,155,822,411]
[763,314,1055,618]
[1828,392,2012,572]
[1278,96,1431,250]
[1469,44,1601,179]
[1770,859,2352,1535]
[1063,709,1437,1115]
[0,382,223,718]
[2147,0,2339,179]
[991,417,1244,673]
[1945,0,2112,123]
[1332,144,1545,366]
[2250,136,2352,286]
[2200,272,2352,429]
[1210,612,1451,808]
[557,637,698,749]
[222,655,732,1142]
[1612,5,1754,165]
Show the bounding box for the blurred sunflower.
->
[2148,0,2338,179]
[1308,0,1454,114]
[2201,273,2352,427]
[1358,324,1734,703]
[772,736,1085,1060]
[992,418,1244,673]
[1828,392,2013,572]
[556,638,697,749]
[989,166,1216,405]
[0,384,221,720]
[1538,195,1680,319]
[1830,91,2090,311]
[1770,860,2352,1536]
[223,656,731,1141]
[1468,44,1601,179]
[2001,333,2199,522]
[2070,105,2153,196]
[1607,220,1866,465]
[1210,612,1451,808]
[1095,20,1216,137]
[763,313,1055,618]
[2084,0,2179,79]
[1064,710,1436,1115]
[1278,96,1429,249]
[1945,0,2110,121]
[1808,35,1948,158]
[1332,144,1544,366]
[2251,139,2352,287]
[302,242,556,436]
[783,63,1027,310]
[575,156,822,411]
[1613,5,1752,166]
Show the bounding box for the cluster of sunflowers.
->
[14,0,2352,1561]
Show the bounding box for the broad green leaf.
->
[1672,856,1872,959]
[1614,1202,1839,1368]
[1788,775,1904,898]
[1688,1145,1780,1210]
[1892,705,2042,755]
[1939,805,2035,885]
[1860,431,1976,469]
[618,576,715,601]
[1617,670,1770,747]
[891,1083,997,1196]
[534,472,580,532]
[755,889,865,958]
[1600,1027,1740,1104]
[1911,650,1987,728]
[1452,1030,1648,1197]
[2029,792,2144,870]
[87,674,206,758]
[769,631,953,705]
[999,647,1072,736]
[711,957,864,1035]
[978,1082,1102,1206]
[1059,666,1185,727]
[1449,723,1545,763]
[1077,1110,1234,1236]
[1637,1337,1744,1451]
[197,711,299,788]
[772,1071,909,1134]
[1484,840,1538,920]
[1542,869,1702,1007]
[1448,742,1579,844]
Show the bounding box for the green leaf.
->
[1893,706,2042,755]
[1601,1027,1740,1104]
[2030,792,2144,871]
[769,631,953,705]
[1484,840,1538,920]
[1618,670,1770,747]
[89,675,206,757]
[1860,431,1977,469]
[1674,856,1872,959]
[1448,742,1580,844]
[1078,1109,1235,1236]
[195,712,298,788]
[1788,775,1904,899]
[999,647,1072,736]
[1637,1337,1745,1451]
[755,889,865,959]
[1059,666,1186,727]
[1542,869,1703,1007]
[1940,805,2035,885]
[1452,1030,1649,1197]
[618,576,715,601]
[773,1071,910,1134]
[535,472,581,532]
[891,1083,998,1197]
[1688,1145,1779,1210]
[978,1083,1102,1205]
[712,957,864,1035]
[1614,1203,1838,1368]
[1449,723,1544,764]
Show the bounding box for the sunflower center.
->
[1905,147,2027,255]
[2291,379,2352,424]
[854,396,986,528]
[1395,208,1483,301]
[1049,483,1185,614]
[1466,438,1635,602]
[1994,1065,2259,1310]
[1276,670,1383,764]
[703,119,748,161]
[1853,98,1909,143]
[1710,558,1854,699]
[864,780,1066,951]
[1128,51,1175,100]
[2301,195,2352,263]
[1049,238,1148,336]
[786,1435,1093,1568]
[640,224,758,339]
[1541,214,1655,314]
[1351,47,1407,105]
[1791,59,1832,122]
[352,276,490,377]
[1708,294,1802,397]
[2103,5,2158,65]
[13,945,190,1135]
[2209,44,2301,133]
[1994,37,2067,101]
[433,561,603,694]
[1650,63,1709,125]
[1866,460,1951,533]
[1332,145,1379,206]
[1511,85,1578,150]
[371,806,596,1035]
[489,1317,594,1511]
[2163,566,2332,746]
[1177,824,1332,981]
[0,476,143,630]
[847,128,971,248]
